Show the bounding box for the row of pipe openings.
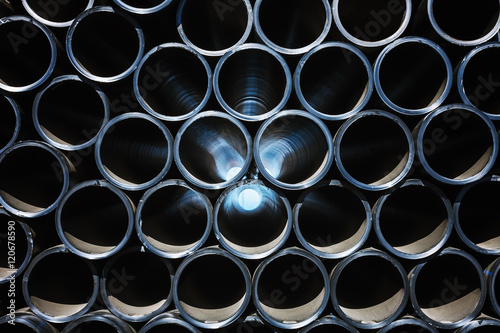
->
[4,242,500,331]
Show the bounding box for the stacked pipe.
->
[1,0,500,332]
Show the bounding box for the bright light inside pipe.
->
[238,188,262,211]
[225,166,242,181]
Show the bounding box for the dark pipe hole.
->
[0,146,65,214]
[68,321,117,333]
[422,109,494,180]
[458,181,500,250]
[384,324,432,333]
[299,47,369,116]
[137,47,208,118]
[378,42,448,110]
[71,11,140,78]
[465,326,500,333]
[337,0,407,41]
[180,0,249,51]
[378,185,449,254]
[258,0,327,49]
[37,80,106,146]
[218,48,287,117]
[146,324,193,333]
[0,21,52,87]
[339,115,409,185]
[24,0,89,23]
[298,185,366,251]
[432,0,500,41]
[140,186,208,250]
[99,118,170,186]
[27,252,95,317]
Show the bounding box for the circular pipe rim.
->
[0,209,34,284]
[0,94,21,155]
[252,247,331,330]
[454,175,500,255]
[32,75,110,151]
[298,315,359,333]
[66,6,145,83]
[62,310,134,333]
[133,42,212,122]
[138,311,201,333]
[213,179,293,260]
[214,43,292,122]
[373,178,454,260]
[377,316,439,333]
[100,246,175,323]
[294,42,374,121]
[0,310,58,332]
[409,247,487,329]
[174,110,253,190]
[486,258,500,318]
[0,15,58,93]
[293,180,372,259]
[173,247,252,329]
[330,248,409,329]
[374,36,453,115]
[457,42,500,120]
[253,0,332,55]
[94,112,174,191]
[21,0,95,27]
[113,0,173,15]
[55,180,135,260]
[427,0,500,46]
[0,140,72,218]
[416,103,499,185]
[456,318,500,332]
[332,0,412,48]
[254,110,334,191]
[135,179,213,259]
[176,0,253,57]
[334,110,415,191]
[22,244,99,323]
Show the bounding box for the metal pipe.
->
[33,75,110,151]
[55,180,135,260]
[66,6,145,83]
[0,93,21,155]
[294,42,373,121]
[293,180,371,259]
[0,209,34,284]
[133,43,212,121]
[95,112,174,191]
[174,111,252,190]
[22,245,99,323]
[415,103,499,185]
[298,315,359,333]
[113,0,173,15]
[457,42,500,120]
[330,248,409,330]
[224,313,276,333]
[21,0,94,28]
[374,36,453,115]
[373,179,453,260]
[253,0,332,55]
[101,246,174,322]
[176,0,253,57]
[214,179,292,260]
[376,315,438,333]
[409,247,486,329]
[0,140,75,218]
[427,0,500,46]
[252,247,330,330]
[254,110,333,191]
[214,43,292,122]
[332,0,412,48]
[0,15,57,92]
[173,247,252,329]
[0,308,58,332]
[454,175,500,255]
[455,317,500,332]
[485,258,500,318]
[333,110,414,191]
[139,310,200,333]
[62,309,135,333]
[136,179,212,259]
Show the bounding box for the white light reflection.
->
[238,188,262,211]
